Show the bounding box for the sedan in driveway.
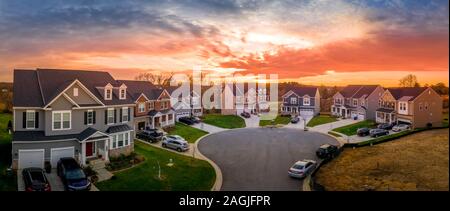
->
[370,129,389,137]
[392,124,411,132]
[162,135,190,152]
[290,116,300,124]
[136,129,163,143]
[377,123,395,130]
[22,168,51,192]
[316,144,339,160]
[357,127,371,137]
[288,159,317,179]
[178,117,195,125]
[57,157,91,191]
[240,112,251,118]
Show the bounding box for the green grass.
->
[307,115,338,127]
[202,114,246,129]
[259,116,291,126]
[328,131,342,137]
[165,123,208,143]
[332,120,377,136]
[0,112,16,191]
[96,141,216,191]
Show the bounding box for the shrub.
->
[83,166,97,177]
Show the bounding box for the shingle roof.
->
[376,108,395,113]
[117,80,163,101]
[284,86,318,97]
[106,124,133,134]
[387,87,428,101]
[339,85,379,98]
[13,70,44,107]
[13,127,108,142]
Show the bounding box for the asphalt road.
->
[198,127,339,191]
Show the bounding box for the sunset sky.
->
[0,0,448,86]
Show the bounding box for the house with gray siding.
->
[12,69,136,169]
[331,85,384,120]
[281,87,320,117]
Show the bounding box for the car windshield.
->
[65,169,86,180]
[30,171,45,181]
[293,164,304,170]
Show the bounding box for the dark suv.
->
[136,129,163,143]
[22,168,51,191]
[57,157,91,191]
[316,144,340,160]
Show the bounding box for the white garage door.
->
[300,109,314,117]
[18,149,44,169]
[176,112,190,120]
[357,114,365,120]
[51,147,75,166]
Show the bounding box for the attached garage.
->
[357,113,365,120]
[176,111,190,120]
[50,147,75,167]
[18,149,44,169]
[299,109,314,117]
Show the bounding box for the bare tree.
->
[399,74,420,87]
[135,71,175,88]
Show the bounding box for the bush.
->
[83,166,97,177]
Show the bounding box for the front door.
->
[86,142,94,157]
[138,121,146,131]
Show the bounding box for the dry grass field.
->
[315,129,449,191]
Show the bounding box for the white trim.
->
[73,88,79,97]
[50,146,75,166]
[25,110,36,129]
[87,110,94,125]
[135,93,150,103]
[157,89,171,100]
[80,131,110,142]
[85,142,97,158]
[62,93,80,108]
[121,107,129,123]
[13,139,77,144]
[282,90,300,98]
[44,79,104,108]
[107,108,115,125]
[303,97,311,106]
[13,107,44,110]
[52,110,72,131]
[119,87,127,100]
[18,149,45,169]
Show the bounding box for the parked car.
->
[162,135,190,152]
[57,157,91,191]
[288,159,317,179]
[191,116,201,123]
[356,127,371,137]
[291,116,300,124]
[178,117,195,125]
[316,144,339,159]
[392,124,411,132]
[377,123,395,130]
[369,129,389,137]
[240,112,251,118]
[136,129,163,143]
[22,168,51,192]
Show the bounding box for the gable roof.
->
[284,86,318,97]
[13,69,135,107]
[117,80,163,101]
[338,85,380,99]
[386,87,428,101]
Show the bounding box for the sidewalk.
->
[191,122,228,133]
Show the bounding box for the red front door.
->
[86,142,93,157]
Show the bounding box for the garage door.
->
[51,147,75,167]
[176,112,190,120]
[300,109,314,117]
[18,149,44,169]
[357,114,365,120]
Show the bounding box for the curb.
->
[194,133,223,191]
[302,175,312,191]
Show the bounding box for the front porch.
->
[376,108,396,124]
[148,109,176,129]
[79,133,111,166]
[281,106,299,115]
[331,105,352,118]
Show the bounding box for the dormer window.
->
[104,83,113,100]
[303,97,310,105]
[119,84,127,100]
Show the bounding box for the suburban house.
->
[281,87,321,117]
[376,87,443,129]
[331,85,384,120]
[221,83,270,115]
[119,80,175,131]
[12,69,135,169]
[167,85,203,120]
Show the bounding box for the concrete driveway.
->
[18,170,99,191]
[241,114,260,128]
[191,122,228,134]
[198,128,339,191]
[285,116,313,129]
[309,119,361,134]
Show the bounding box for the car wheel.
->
[177,148,182,152]
[162,143,166,148]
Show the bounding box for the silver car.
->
[392,124,410,132]
[162,135,189,152]
[288,159,317,179]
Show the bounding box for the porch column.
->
[171,114,175,124]
[81,141,86,166]
[104,138,109,162]
[165,114,169,126]
[152,117,155,129]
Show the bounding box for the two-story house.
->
[12,69,135,169]
[167,85,203,120]
[331,85,384,120]
[376,87,443,129]
[281,87,320,117]
[220,83,270,115]
[119,80,175,130]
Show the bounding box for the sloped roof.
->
[117,80,163,101]
[284,86,318,97]
[387,87,428,101]
[338,85,379,98]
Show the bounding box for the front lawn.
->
[165,123,208,143]
[332,120,377,136]
[259,116,291,126]
[0,112,16,191]
[96,141,215,191]
[202,114,246,129]
[307,115,338,127]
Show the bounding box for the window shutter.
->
[22,112,26,128]
[128,108,131,120]
[114,109,117,123]
[93,111,96,124]
[35,112,39,128]
[84,112,87,125]
[104,110,107,124]
[120,109,123,122]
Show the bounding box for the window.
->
[138,103,145,113]
[110,132,130,149]
[112,135,117,148]
[303,97,310,106]
[419,103,423,111]
[125,133,129,146]
[118,133,124,147]
[119,88,126,99]
[361,100,365,106]
[105,88,112,100]
[122,107,129,122]
[148,101,154,110]
[178,96,183,102]
[53,111,71,130]
[107,109,115,124]
[87,110,94,125]
[425,103,429,110]
[290,97,297,104]
[353,99,358,106]
[26,111,35,129]
[73,88,78,97]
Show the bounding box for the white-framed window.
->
[290,97,297,104]
[107,108,115,124]
[105,87,112,100]
[122,107,129,122]
[138,103,145,113]
[419,103,423,111]
[119,88,126,100]
[110,132,130,149]
[149,101,154,110]
[52,111,71,130]
[353,99,358,106]
[26,110,35,129]
[424,103,429,110]
[87,110,94,125]
[73,88,79,97]
[303,97,310,106]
